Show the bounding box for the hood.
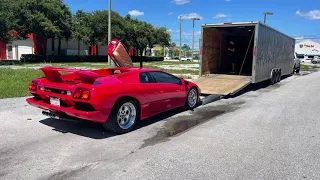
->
[107,39,133,67]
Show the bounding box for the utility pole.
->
[191,18,200,61]
[179,15,182,61]
[164,24,166,58]
[199,38,201,63]
[108,0,113,66]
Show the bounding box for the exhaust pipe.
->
[42,111,82,122]
[42,111,60,119]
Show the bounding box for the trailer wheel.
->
[276,70,281,82]
[278,70,282,82]
[269,71,276,85]
[275,70,279,83]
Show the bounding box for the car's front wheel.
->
[186,87,199,109]
[103,99,139,134]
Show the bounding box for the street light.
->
[263,12,273,24]
[108,0,113,66]
[179,15,182,61]
[191,17,200,61]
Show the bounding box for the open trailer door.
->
[107,39,133,67]
[193,74,251,95]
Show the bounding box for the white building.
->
[295,40,320,59]
[6,38,34,60]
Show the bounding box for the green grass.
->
[300,64,319,70]
[0,61,199,99]
[0,68,43,99]
[17,61,200,75]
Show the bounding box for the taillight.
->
[29,80,38,91]
[73,87,91,100]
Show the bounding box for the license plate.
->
[50,97,60,107]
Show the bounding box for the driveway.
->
[0,71,319,180]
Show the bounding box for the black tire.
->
[102,99,139,134]
[269,71,276,85]
[274,70,279,83]
[278,70,282,82]
[186,87,199,109]
[275,70,281,82]
[312,61,317,64]
[295,67,300,74]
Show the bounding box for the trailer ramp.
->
[193,74,251,95]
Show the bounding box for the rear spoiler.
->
[39,66,99,84]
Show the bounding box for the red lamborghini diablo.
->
[26,39,201,134]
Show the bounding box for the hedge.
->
[20,54,164,63]
[0,60,23,65]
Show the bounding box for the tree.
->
[90,10,126,45]
[155,27,170,46]
[0,1,20,42]
[182,44,191,50]
[171,42,176,47]
[57,3,72,55]
[124,17,148,56]
[14,0,73,55]
[71,10,93,55]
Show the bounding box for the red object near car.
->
[26,39,201,134]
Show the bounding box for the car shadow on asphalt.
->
[39,106,190,139]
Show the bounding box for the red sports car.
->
[26,39,201,134]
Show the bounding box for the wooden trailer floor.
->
[192,74,252,95]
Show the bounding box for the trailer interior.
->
[201,25,255,76]
[194,24,255,95]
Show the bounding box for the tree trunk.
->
[139,48,143,57]
[58,38,61,55]
[66,38,69,49]
[77,40,80,56]
[51,38,54,55]
[149,47,152,56]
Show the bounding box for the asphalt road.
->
[1,71,320,180]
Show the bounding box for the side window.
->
[149,71,182,85]
[139,72,154,83]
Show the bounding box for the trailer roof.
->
[202,21,296,41]
[202,21,259,26]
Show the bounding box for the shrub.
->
[0,60,23,65]
[131,56,164,62]
[20,54,164,63]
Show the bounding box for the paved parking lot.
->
[1,71,320,180]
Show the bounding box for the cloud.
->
[167,29,174,33]
[178,13,204,20]
[293,36,305,40]
[171,0,191,5]
[296,10,320,20]
[213,13,230,19]
[128,10,144,17]
[168,12,173,15]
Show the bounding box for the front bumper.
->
[26,98,109,123]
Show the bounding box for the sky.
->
[64,0,320,48]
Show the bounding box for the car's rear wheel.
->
[103,99,139,134]
[186,87,198,109]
